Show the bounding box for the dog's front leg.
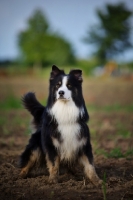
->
[46,153,59,184]
[79,154,102,187]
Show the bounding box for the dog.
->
[19,65,102,186]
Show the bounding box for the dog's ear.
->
[50,65,64,80]
[69,69,82,82]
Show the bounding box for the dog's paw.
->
[94,179,103,187]
[48,176,58,184]
[19,169,27,178]
[90,175,103,187]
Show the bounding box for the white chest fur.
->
[49,100,86,161]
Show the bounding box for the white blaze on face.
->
[56,76,71,100]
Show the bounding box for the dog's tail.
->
[22,92,45,128]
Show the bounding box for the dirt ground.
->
[0,75,133,200]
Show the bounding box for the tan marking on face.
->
[56,81,62,89]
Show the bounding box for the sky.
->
[0,0,133,62]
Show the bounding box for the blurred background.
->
[0,0,133,73]
[0,2,133,198]
[0,0,133,160]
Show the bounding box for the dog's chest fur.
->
[49,100,86,161]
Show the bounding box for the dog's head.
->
[50,65,83,102]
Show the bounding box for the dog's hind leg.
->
[19,130,43,178]
[19,148,41,178]
[79,154,102,187]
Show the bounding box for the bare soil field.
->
[0,75,133,200]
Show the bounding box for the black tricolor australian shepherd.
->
[19,65,102,186]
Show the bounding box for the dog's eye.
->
[67,84,71,88]
[56,82,61,88]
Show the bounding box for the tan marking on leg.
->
[79,155,102,187]
[46,154,59,183]
[20,148,41,178]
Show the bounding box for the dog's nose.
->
[59,90,64,96]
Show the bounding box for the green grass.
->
[87,104,133,112]
[105,148,124,158]
[124,148,133,158]
[0,117,6,126]
[95,148,106,156]
[117,130,131,138]
[95,147,133,159]
[102,172,107,200]
[41,98,47,106]
[0,94,22,110]
[0,110,30,136]
[0,93,47,110]
[116,123,132,138]
[49,191,55,199]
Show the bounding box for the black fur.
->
[22,92,45,129]
[19,130,42,168]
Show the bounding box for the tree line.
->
[18,2,132,67]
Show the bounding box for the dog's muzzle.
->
[59,90,64,96]
[58,90,65,99]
